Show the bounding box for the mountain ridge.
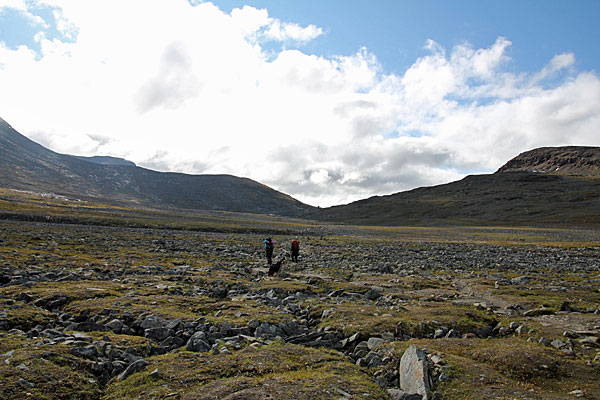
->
[310,146,600,227]
[0,117,314,216]
[2,117,598,227]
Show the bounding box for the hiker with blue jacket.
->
[264,238,274,265]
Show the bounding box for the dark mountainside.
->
[73,155,137,167]
[2,116,598,227]
[0,117,313,216]
[312,146,600,227]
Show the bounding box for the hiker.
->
[290,238,299,262]
[264,238,274,265]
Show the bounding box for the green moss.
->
[103,342,386,400]
[0,333,101,400]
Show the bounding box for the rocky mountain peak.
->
[496,146,600,176]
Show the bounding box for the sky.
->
[0,1,599,207]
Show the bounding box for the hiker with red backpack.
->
[290,239,299,262]
[264,238,274,265]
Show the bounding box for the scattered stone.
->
[16,363,29,372]
[387,389,423,400]
[444,329,461,338]
[186,331,210,353]
[117,359,148,381]
[515,325,529,335]
[579,337,599,347]
[399,345,431,400]
[367,337,385,350]
[560,302,580,313]
[524,307,555,317]
[364,289,382,301]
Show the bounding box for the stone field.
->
[0,193,599,399]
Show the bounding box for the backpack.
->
[291,240,298,250]
[265,239,273,250]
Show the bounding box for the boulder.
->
[367,337,385,350]
[105,319,124,333]
[399,345,431,400]
[144,327,172,342]
[364,289,382,301]
[117,359,148,381]
[186,331,211,352]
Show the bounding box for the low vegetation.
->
[1,189,599,399]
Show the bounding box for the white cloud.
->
[264,20,323,43]
[0,1,598,207]
[0,0,27,10]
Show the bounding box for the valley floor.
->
[0,191,599,399]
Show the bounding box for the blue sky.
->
[209,0,600,73]
[0,1,599,206]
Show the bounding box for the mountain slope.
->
[312,147,600,227]
[496,146,600,176]
[0,118,314,216]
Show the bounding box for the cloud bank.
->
[1,0,599,206]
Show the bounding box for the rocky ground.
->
[1,195,599,399]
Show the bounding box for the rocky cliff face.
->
[496,146,600,176]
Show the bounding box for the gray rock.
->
[433,327,448,339]
[429,354,443,365]
[515,325,529,335]
[356,357,368,367]
[445,328,461,338]
[399,345,431,400]
[348,332,361,343]
[16,363,29,372]
[105,319,123,333]
[166,319,183,331]
[144,327,172,342]
[523,307,554,317]
[560,302,580,313]
[71,344,99,359]
[367,337,385,350]
[579,337,599,347]
[551,339,567,349]
[509,321,520,330]
[366,352,384,368]
[16,293,33,303]
[117,359,148,381]
[511,275,530,285]
[71,332,92,342]
[18,378,35,389]
[186,331,210,352]
[139,315,167,330]
[160,335,185,351]
[149,368,160,379]
[69,321,106,332]
[255,322,284,339]
[475,326,493,338]
[364,289,382,300]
